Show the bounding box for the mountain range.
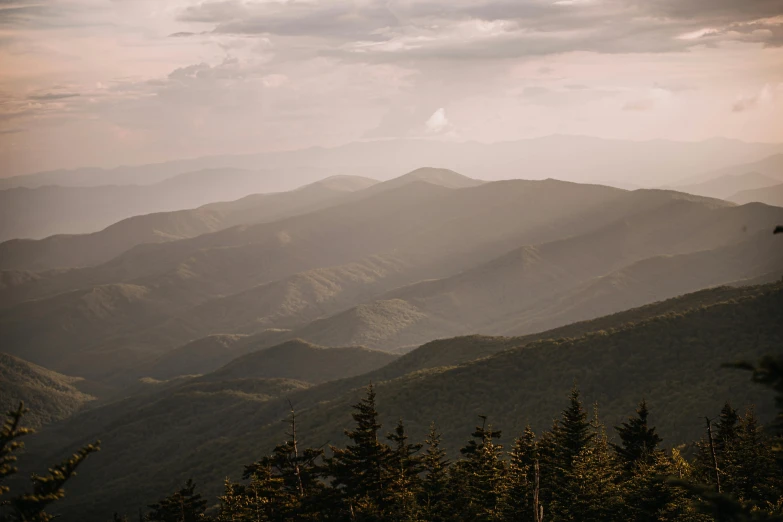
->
[1,152,782,521]
[3,138,782,245]
[1,168,781,383]
[0,175,377,270]
[16,281,781,520]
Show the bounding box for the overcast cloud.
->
[0,0,782,175]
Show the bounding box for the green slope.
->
[0,353,95,428]
[204,339,398,384]
[24,282,782,520]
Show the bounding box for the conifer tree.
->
[715,403,740,452]
[324,384,391,519]
[449,416,506,522]
[612,399,663,472]
[216,479,245,522]
[419,423,450,522]
[145,479,210,522]
[0,403,32,497]
[539,385,594,508]
[555,405,623,522]
[384,419,423,521]
[501,426,537,521]
[625,449,708,522]
[726,407,782,505]
[4,441,100,522]
[243,464,288,522]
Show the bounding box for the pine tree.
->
[324,384,391,519]
[555,405,623,522]
[0,403,33,497]
[216,479,245,522]
[539,385,594,514]
[145,479,210,522]
[449,416,506,522]
[384,419,423,521]
[500,426,537,521]
[419,423,450,522]
[715,403,740,452]
[625,449,707,522]
[242,464,288,522]
[726,407,782,505]
[5,442,100,522]
[612,399,663,472]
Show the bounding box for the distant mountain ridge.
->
[729,182,783,207]
[674,171,780,200]
[2,170,781,381]
[0,168,286,241]
[5,136,783,190]
[0,175,378,270]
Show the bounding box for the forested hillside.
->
[16,281,781,519]
[0,353,96,428]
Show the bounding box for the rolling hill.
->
[0,176,637,376]
[2,172,781,380]
[729,182,783,207]
[0,168,357,241]
[259,204,783,351]
[0,175,378,271]
[22,281,783,520]
[202,339,397,384]
[0,353,96,428]
[674,171,780,200]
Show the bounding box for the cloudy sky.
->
[1,0,782,175]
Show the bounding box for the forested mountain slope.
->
[0,353,96,428]
[24,281,782,520]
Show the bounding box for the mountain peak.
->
[300,175,379,193]
[396,167,483,189]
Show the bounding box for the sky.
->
[1,0,782,176]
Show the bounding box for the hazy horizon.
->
[2,0,783,176]
[6,132,783,179]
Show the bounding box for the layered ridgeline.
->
[5,136,783,191]
[0,175,378,270]
[21,281,782,520]
[2,168,782,379]
[730,182,783,207]
[0,353,97,428]
[673,172,780,200]
[0,168,309,241]
[672,152,783,200]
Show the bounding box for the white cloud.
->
[425,108,449,133]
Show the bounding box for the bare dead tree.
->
[705,417,722,494]
[533,459,544,522]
